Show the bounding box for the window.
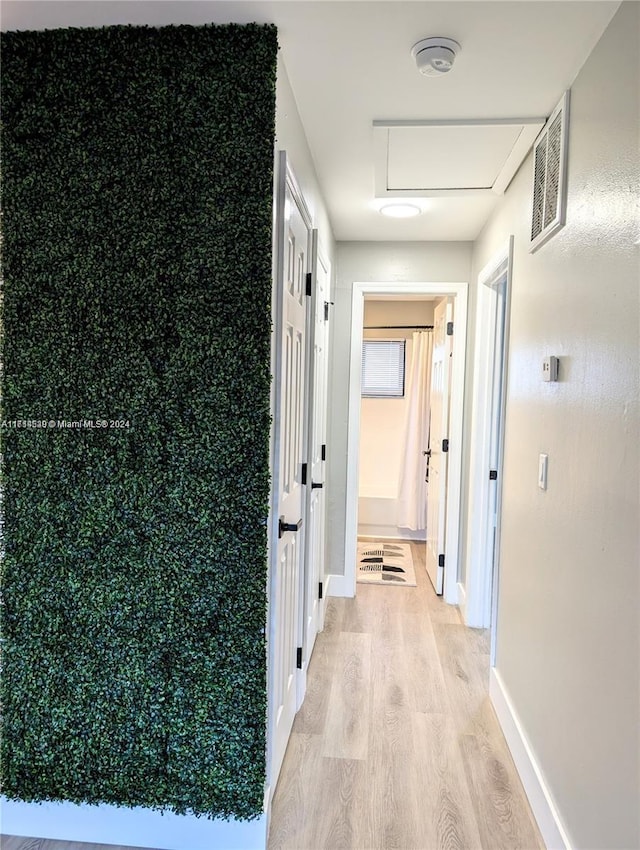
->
[361,339,405,398]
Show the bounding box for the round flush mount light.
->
[411,37,461,77]
[379,202,423,218]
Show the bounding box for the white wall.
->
[326,242,472,577]
[275,54,334,261]
[471,4,639,847]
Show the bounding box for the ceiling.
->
[2,1,620,242]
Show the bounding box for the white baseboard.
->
[296,665,307,711]
[325,572,354,598]
[1,798,267,850]
[357,525,424,541]
[489,668,572,850]
[263,783,272,844]
[457,581,467,622]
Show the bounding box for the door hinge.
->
[301,462,308,485]
[305,272,312,297]
[489,469,498,480]
[446,321,454,336]
[296,647,303,669]
[319,581,323,600]
[442,438,449,453]
[321,444,326,461]
[438,554,445,568]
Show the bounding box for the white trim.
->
[316,243,331,635]
[457,581,467,621]
[490,669,572,850]
[357,529,425,542]
[263,783,272,838]
[444,288,468,603]
[490,241,514,665]
[464,238,513,630]
[373,118,547,127]
[296,666,307,711]
[325,571,355,599]
[322,571,334,601]
[266,151,287,794]
[1,799,267,850]
[345,281,468,604]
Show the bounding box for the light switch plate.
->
[542,356,559,382]
[538,453,548,490]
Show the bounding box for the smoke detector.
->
[411,37,461,77]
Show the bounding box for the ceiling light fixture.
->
[379,202,423,218]
[411,37,461,77]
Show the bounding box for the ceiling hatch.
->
[374,118,545,198]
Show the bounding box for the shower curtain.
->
[397,330,434,531]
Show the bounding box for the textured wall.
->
[471,4,640,846]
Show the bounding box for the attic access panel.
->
[373,119,544,197]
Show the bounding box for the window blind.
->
[361,339,405,398]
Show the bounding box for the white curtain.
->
[397,331,434,531]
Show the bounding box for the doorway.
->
[344,281,468,604]
[358,295,434,548]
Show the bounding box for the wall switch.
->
[542,356,559,382]
[538,453,548,490]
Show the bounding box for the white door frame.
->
[315,244,331,632]
[463,237,514,638]
[425,297,454,596]
[344,281,468,604]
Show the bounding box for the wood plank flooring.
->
[0,841,151,850]
[2,541,544,850]
[267,541,544,850]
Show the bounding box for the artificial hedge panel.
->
[1,23,277,819]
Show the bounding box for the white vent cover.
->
[530,91,570,252]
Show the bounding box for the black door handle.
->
[311,481,323,489]
[279,516,302,538]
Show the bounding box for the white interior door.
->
[270,161,310,788]
[302,236,330,669]
[425,298,453,594]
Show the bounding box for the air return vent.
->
[530,91,570,252]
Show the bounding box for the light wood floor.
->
[2,542,544,850]
[0,841,150,850]
[267,541,545,850]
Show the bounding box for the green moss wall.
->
[0,23,277,820]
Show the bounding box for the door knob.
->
[279,516,302,538]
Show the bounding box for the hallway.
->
[1,543,545,850]
[268,542,544,850]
